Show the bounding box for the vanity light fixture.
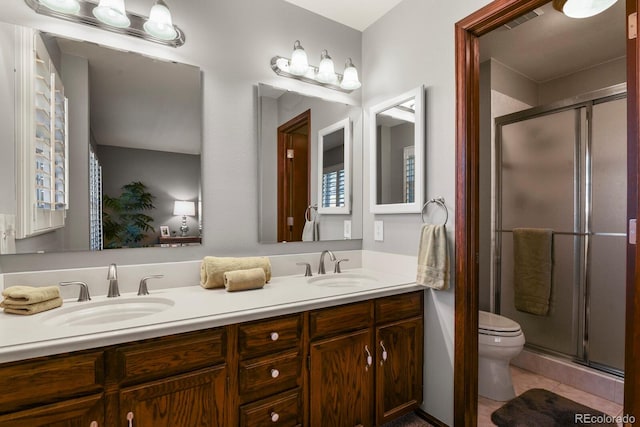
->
[24,0,185,47]
[552,0,618,18]
[271,40,362,93]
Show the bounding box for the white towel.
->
[0,214,16,255]
[302,218,319,241]
[416,224,450,290]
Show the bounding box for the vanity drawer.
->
[309,300,373,339]
[239,389,302,427]
[0,351,104,414]
[239,350,301,403]
[114,328,226,384]
[375,291,423,324]
[238,314,301,358]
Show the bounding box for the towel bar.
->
[421,197,448,225]
[305,205,318,222]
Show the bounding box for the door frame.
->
[454,1,640,425]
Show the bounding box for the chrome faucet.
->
[107,263,120,297]
[318,250,336,274]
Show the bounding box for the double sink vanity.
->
[0,264,425,426]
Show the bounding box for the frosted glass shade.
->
[316,50,337,84]
[144,0,178,40]
[289,40,309,76]
[40,0,80,14]
[173,200,195,216]
[560,0,618,18]
[93,0,130,28]
[340,58,361,90]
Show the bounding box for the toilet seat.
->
[479,311,522,337]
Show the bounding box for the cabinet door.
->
[310,329,373,427]
[119,366,226,427]
[375,317,423,425]
[0,393,103,427]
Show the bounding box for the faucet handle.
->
[60,281,91,302]
[138,275,164,296]
[107,263,117,280]
[296,262,312,277]
[334,259,349,274]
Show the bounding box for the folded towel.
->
[513,228,553,316]
[200,256,271,289]
[2,285,60,305]
[223,268,266,292]
[416,224,449,290]
[302,218,319,242]
[1,297,63,315]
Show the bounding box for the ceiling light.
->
[340,58,361,90]
[552,0,618,18]
[92,0,130,28]
[289,40,309,76]
[144,0,177,41]
[316,50,337,84]
[39,0,80,14]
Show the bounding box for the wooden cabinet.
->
[0,394,104,427]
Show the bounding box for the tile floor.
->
[478,366,624,426]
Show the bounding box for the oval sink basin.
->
[41,297,174,326]
[307,272,381,288]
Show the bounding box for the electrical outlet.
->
[343,220,352,239]
[374,220,384,241]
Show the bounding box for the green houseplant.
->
[103,181,155,249]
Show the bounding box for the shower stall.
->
[494,84,627,375]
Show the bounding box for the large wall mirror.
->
[369,85,425,214]
[0,23,202,254]
[258,83,362,243]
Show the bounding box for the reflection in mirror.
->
[318,118,350,214]
[258,83,362,243]
[370,85,425,214]
[0,24,202,254]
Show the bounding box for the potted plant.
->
[103,181,155,249]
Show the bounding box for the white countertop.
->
[0,269,422,363]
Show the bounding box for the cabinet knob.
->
[90,422,98,427]
[271,411,280,422]
[364,345,373,367]
[270,368,280,378]
[270,332,279,341]
[380,340,388,364]
[126,411,134,427]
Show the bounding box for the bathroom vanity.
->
[0,272,424,427]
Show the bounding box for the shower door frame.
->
[454,0,640,425]
[493,86,627,375]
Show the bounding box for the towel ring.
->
[421,197,448,225]
[305,205,317,222]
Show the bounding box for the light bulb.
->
[144,0,178,40]
[93,0,130,28]
[289,40,309,76]
[316,50,337,84]
[39,0,80,14]
[340,58,361,90]
[560,0,618,18]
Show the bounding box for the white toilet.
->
[478,310,525,401]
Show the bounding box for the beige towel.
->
[200,256,271,289]
[1,297,63,315]
[416,224,449,290]
[223,268,266,292]
[513,228,553,316]
[2,285,60,305]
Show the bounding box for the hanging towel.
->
[200,256,271,289]
[223,268,266,292]
[1,297,63,315]
[513,228,553,316]
[302,218,316,241]
[416,224,450,290]
[0,214,16,255]
[2,285,60,305]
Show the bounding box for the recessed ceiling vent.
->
[503,8,544,30]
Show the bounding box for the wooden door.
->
[0,393,103,427]
[277,110,310,242]
[119,366,226,427]
[375,317,423,425]
[309,329,373,427]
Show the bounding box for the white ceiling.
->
[282,0,404,31]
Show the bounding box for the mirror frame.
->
[317,118,351,215]
[369,85,425,214]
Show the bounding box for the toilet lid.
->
[479,311,522,336]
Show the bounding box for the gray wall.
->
[0,22,15,216]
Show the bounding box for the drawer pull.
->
[126,411,134,427]
[90,422,98,427]
[380,340,388,364]
[270,332,279,341]
[271,411,280,422]
[271,368,280,378]
[365,345,372,367]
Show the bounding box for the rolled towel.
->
[200,256,271,289]
[223,268,266,292]
[2,285,60,305]
[1,297,63,315]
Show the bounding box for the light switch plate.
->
[343,220,352,239]
[374,220,384,241]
